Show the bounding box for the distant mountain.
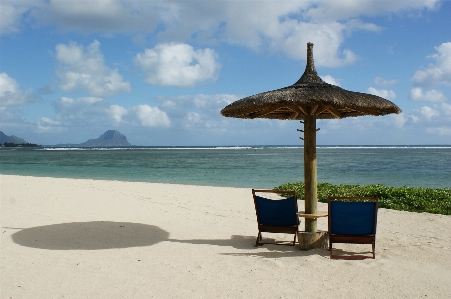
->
[78,130,131,147]
[0,131,27,144]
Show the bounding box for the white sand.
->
[1,175,450,298]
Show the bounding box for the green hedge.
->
[273,182,451,215]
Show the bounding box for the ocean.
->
[0,146,450,189]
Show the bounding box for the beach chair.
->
[252,189,300,246]
[328,196,379,259]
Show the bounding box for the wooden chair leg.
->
[372,241,376,259]
[255,231,262,247]
[329,240,333,258]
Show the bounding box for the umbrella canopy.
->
[221,43,401,239]
[221,43,401,120]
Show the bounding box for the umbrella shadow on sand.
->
[10,222,328,257]
[10,221,169,250]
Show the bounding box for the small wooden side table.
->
[296,212,328,250]
[296,212,328,219]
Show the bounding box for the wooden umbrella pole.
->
[304,114,317,233]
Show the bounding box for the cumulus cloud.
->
[412,106,440,122]
[55,40,131,97]
[130,105,171,127]
[321,75,341,86]
[155,1,436,66]
[109,104,128,123]
[208,4,366,67]
[367,87,397,101]
[411,42,451,88]
[304,0,439,22]
[0,0,41,34]
[135,43,221,87]
[318,102,451,142]
[36,117,64,133]
[159,94,240,131]
[395,103,451,138]
[0,106,27,126]
[3,1,441,67]
[374,76,398,86]
[409,87,448,102]
[391,113,407,128]
[0,72,40,106]
[161,94,238,112]
[29,0,165,34]
[393,103,451,136]
[39,96,171,131]
[426,127,451,136]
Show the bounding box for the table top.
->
[296,212,328,219]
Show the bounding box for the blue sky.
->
[1,0,450,146]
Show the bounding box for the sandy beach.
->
[1,175,450,298]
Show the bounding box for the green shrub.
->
[273,182,451,215]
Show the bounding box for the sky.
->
[0,0,450,146]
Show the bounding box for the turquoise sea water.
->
[0,146,450,188]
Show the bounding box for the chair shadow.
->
[329,248,375,260]
[10,221,169,250]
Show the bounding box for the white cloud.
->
[161,94,238,112]
[135,43,221,87]
[409,87,448,102]
[36,117,64,133]
[413,106,440,122]
[397,103,451,136]
[367,87,397,101]
[0,72,40,106]
[55,40,131,97]
[411,103,451,137]
[0,0,43,34]
[321,75,341,86]
[159,94,240,131]
[319,102,451,140]
[45,96,171,130]
[440,102,451,117]
[411,42,451,88]
[53,96,108,125]
[230,17,362,67]
[392,103,451,127]
[109,104,128,123]
[3,1,440,68]
[184,112,202,129]
[304,0,439,22]
[391,113,407,128]
[426,127,451,136]
[374,76,398,86]
[156,0,436,67]
[30,0,164,34]
[0,106,26,125]
[131,105,171,128]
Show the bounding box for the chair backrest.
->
[328,197,378,236]
[252,189,298,227]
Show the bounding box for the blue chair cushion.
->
[255,196,297,227]
[330,201,376,236]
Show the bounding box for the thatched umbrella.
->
[221,43,401,245]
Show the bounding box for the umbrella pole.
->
[304,115,317,233]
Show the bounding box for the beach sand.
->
[1,175,450,298]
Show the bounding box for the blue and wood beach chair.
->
[328,196,379,259]
[252,189,299,247]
